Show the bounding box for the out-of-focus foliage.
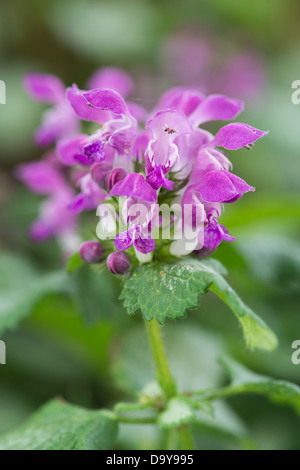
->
[0,0,300,450]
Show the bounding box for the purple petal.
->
[146,109,193,140]
[30,220,53,242]
[210,123,268,150]
[57,134,88,165]
[104,114,137,155]
[34,103,80,147]
[23,73,65,104]
[68,193,86,213]
[16,161,65,194]
[67,84,129,124]
[134,235,156,254]
[156,87,204,117]
[127,102,148,122]
[114,230,133,251]
[87,67,134,98]
[109,173,157,202]
[204,221,235,250]
[146,165,174,191]
[199,170,254,203]
[190,94,243,126]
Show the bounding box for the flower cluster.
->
[18,68,266,273]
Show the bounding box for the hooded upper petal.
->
[209,123,268,150]
[67,84,129,124]
[23,73,65,104]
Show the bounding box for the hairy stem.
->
[145,318,195,450]
[145,318,177,399]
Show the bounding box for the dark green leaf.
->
[66,251,84,273]
[203,357,300,414]
[0,399,118,450]
[120,259,277,350]
[0,254,69,336]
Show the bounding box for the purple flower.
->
[68,173,106,213]
[196,218,235,256]
[67,84,130,123]
[24,73,79,146]
[67,85,137,155]
[15,159,66,194]
[146,110,193,168]
[146,165,174,191]
[22,67,265,259]
[107,251,131,274]
[115,225,155,254]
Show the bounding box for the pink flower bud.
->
[107,251,130,274]
[105,168,127,191]
[79,241,105,264]
[90,162,111,186]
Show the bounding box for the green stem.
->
[144,318,195,450]
[177,426,195,450]
[145,318,177,400]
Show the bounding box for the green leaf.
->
[66,251,84,273]
[0,399,118,450]
[120,259,277,351]
[236,235,300,289]
[158,397,196,429]
[70,265,121,325]
[0,254,69,336]
[203,357,300,414]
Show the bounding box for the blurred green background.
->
[0,0,300,450]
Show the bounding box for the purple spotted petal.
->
[109,173,157,202]
[134,235,156,254]
[87,67,134,98]
[209,123,268,150]
[67,84,129,124]
[114,230,133,251]
[190,94,243,126]
[146,165,174,191]
[57,135,88,165]
[146,109,193,140]
[23,73,65,104]
[199,170,254,203]
[204,221,235,250]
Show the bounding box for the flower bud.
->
[90,162,111,186]
[79,241,105,264]
[105,168,127,192]
[107,251,131,275]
